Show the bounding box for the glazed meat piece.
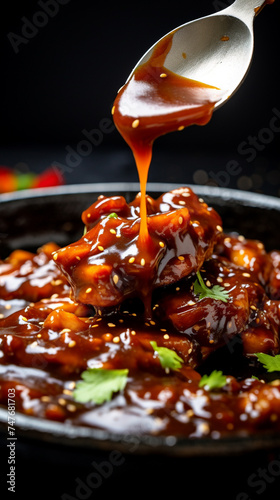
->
[266,250,280,300]
[156,255,278,357]
[241,298,280,355]
[0,242,69,303]
[54,187,222,312]
[215,232,272,286]
[0,295,200,378]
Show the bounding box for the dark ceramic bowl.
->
[0,182,280,460]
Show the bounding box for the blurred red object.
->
[0,166,65,193]
[32,166,64,188]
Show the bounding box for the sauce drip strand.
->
[112,32,224,243]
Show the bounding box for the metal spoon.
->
[126,0,274,109]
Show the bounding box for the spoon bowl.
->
[127,0,273,109]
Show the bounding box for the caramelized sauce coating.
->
[157,254,280,358]
[215,232,272,285]
[0,242,69,303]
[0,187,280,440]
[54,187,222,314]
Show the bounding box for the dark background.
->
[0,2,280,499]
[0,0,279,195]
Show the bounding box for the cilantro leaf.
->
[108,212,118,219]
[73,368,129,404]
[194,271,230,303]
[199,370,227,391]
[255,353,280,373]
[150,341,183,372]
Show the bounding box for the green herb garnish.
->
[199,370,227,391]
[108,212,118,219]
[150,341,183,372]
[73,368,129,404]
[255,353,280,373]
[194,271,230,303]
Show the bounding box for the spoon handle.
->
[225,0,273,24]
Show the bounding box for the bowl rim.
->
[0,182,280,211]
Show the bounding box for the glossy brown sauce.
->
[112,32,223,242]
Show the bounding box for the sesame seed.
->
[178,216,183,225]
[159,241,165,248]
[53,253,58,261]
[60,328,71,334]
[129,257,135,264]
[108,323,116,327]
[242,272,251,278]
[163,333,169,339]
[68,382,76,390]
[68,340,76,348]
[160,72,167,78]
[216,225,223,232]
[97,245,104,252]
[58,398,67,406]
[131,330,136,335]
[217,277,223,283]
[86,287,92,294]
[110,229,117,234]
[141,258,145,266]
[5,304,11,310]
[21,316,28,322]
[113,336,120,343]
[51,279,63,286]
[178,256,185,261]
[66,404,77,412]
[178,200,186,205]
[176,287,180,291]
[206,280,211,287]
[41,396,51,402]
[0,313,4,319]
[182,192,191,197]
[187,300,196,306]
[132,119,140,128]
[150,320,156,325]
[199,422,210,434]
[145,408,154,415]
[63,389,73,396]
[178,125,184,131]
[86,213,91,218]
[76,256,81,261]
[186,409,194,417]
[113,274,119,285]
[111,105,115,115]
[223,282,231,287]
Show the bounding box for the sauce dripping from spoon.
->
[112,31,225,245]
